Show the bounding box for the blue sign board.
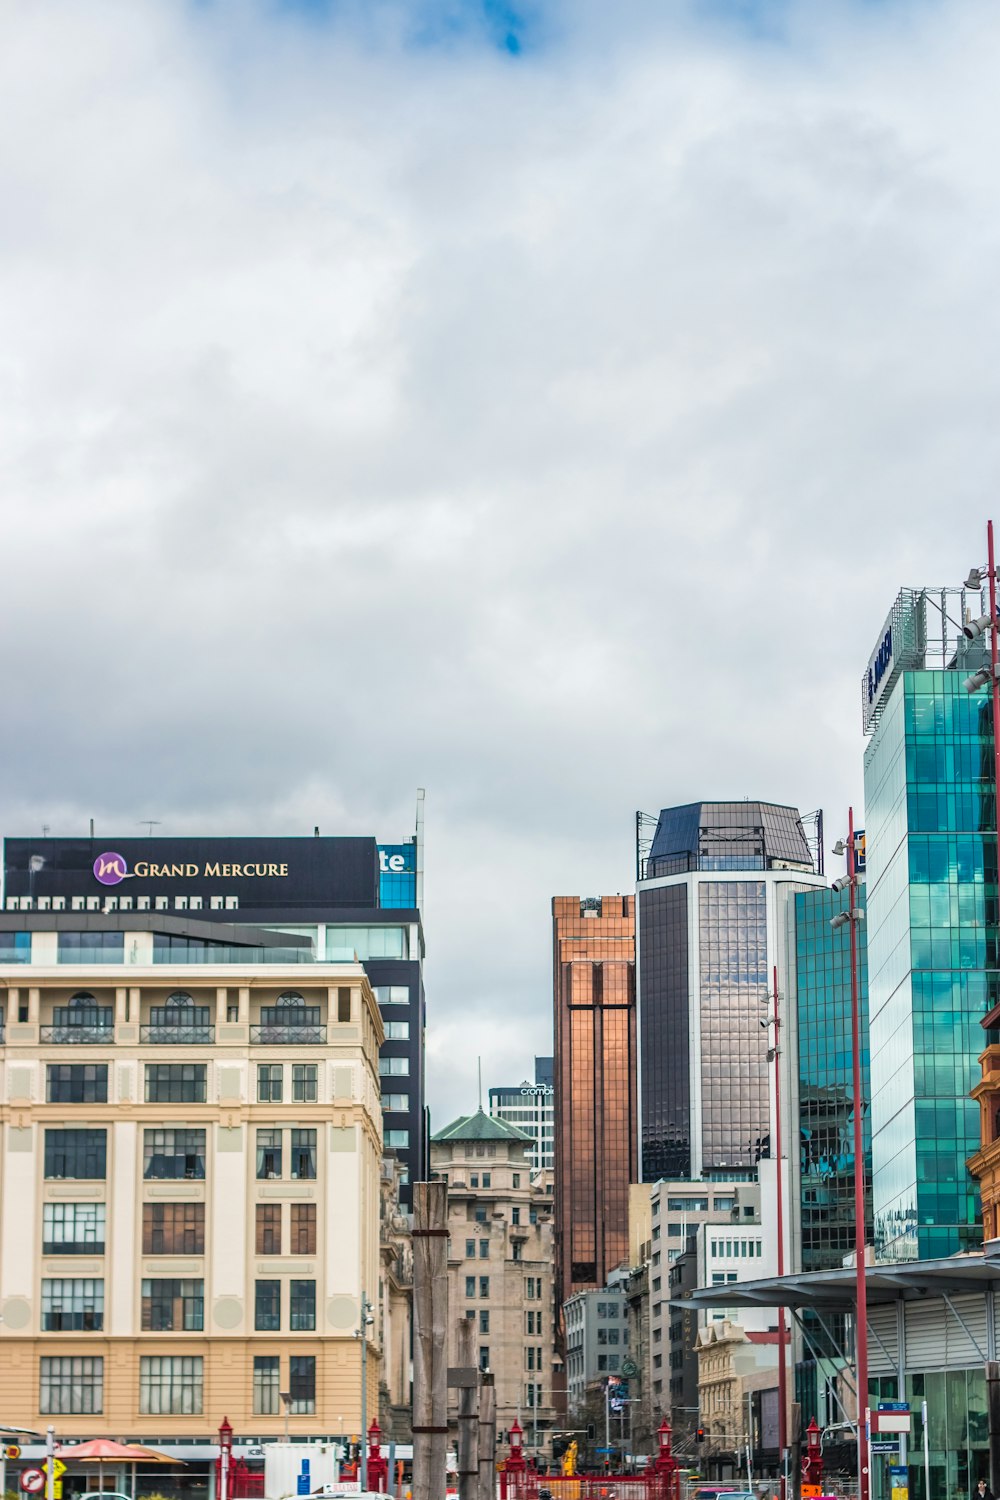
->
[378,843,417,908]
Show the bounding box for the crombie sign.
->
[4,835,381,910]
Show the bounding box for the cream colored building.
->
[430,1111,555,1459]
[0,930,384,1445]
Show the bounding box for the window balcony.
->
[40,1022,115,1044]
[141,1023,216,1044]
[250,1023,327,1045]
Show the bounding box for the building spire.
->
[478,1056,483,1111]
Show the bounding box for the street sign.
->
[45,1461,67,1481]
[872,1441,901,1455]
[20,1471,45,1494]
[5,1446,21,1461]
[802,1486,823,1497]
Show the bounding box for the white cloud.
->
[1,0,998,1119]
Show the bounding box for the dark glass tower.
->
[637,801,823,1182]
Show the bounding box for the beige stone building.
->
[696,1320,778,1477]
[379,1152,413,1438]
[430,1110,555,1459]
[0,929,385,1448]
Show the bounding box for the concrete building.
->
[0,920,384,1457]
[696,1320,780,1481]
[430,1109,556,1459]
[489,1057,554,1173]
[2,826,426,1205]
[636,802,825,1183]
[553,896,635,1307]
[563,1270,629,1412]
[378,1153,413,1439]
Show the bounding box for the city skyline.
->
[4,0,1000,1120]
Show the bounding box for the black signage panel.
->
[4,836,379,910]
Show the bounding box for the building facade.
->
[552,896,635,1307]
[862,590,998,1260]
[0,924,383,1451]
[2,830,426,1204]
[563,1272,629,1411]
[489,1057,554,1173]
[636,802,825,1182]
[430,1110,556,1458]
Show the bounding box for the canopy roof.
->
[674,1252,1000,1312]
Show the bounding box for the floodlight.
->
[966,568,984,590]
[831,875,852,893]
[965,668,991,693]
[831,839,846,856]
[962,613,994,640]
[830,911,850,930]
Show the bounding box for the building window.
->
[479,1348,490,1372]
[40,1356,103,1414]
[141,1279,204,1332]
[46,1065,108,1104]
[255,1281,281,1332]
[470,1174,479,1188]
[41,1279,103,1331]
[291,1203,316,1255]
[258,1064,283,1103]
[142,1203,205,1255]
[57,932,124,964]
[44,1129,106,1180]
[291,1130,317,1180]
[479,1311,490,1333]
[290,1280,316,1331]
[139,1355,203,1415]
[145,1064,207,1104]
[337,987,352,1023]
[256,1204,282,1255]
[373,986,410,1005]
[379,1056,410,1076]
[256,1129,283,1179]
[512,1242,523,1261]
[290,1355,316,1414]
[381,1093,409,1112]
[42,1203,105,1256]
[292,1064,318,1103]
[384,1021,410,1041]
[513,1173,521,1188]
[143,1128,206,1180]
[479,1240,490,1259]
[466,1276,476,1297]
[511,1207,520,1226]
[386,1130,410,1149]
[465,1239,476,1257]
[482,1173,491,1188]
[253,1355,280,1416]
[479,1277,490,1297]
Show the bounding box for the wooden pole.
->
[479,1373,496,1500]
[413,1181,449,1500]
[457,1318,480,1500]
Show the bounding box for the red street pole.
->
[987,521,1000,897]
[772,964,788,1500]
[848,806,869,1500]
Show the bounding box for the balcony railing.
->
[250,1024,327,1044]
[40,1023,115,1043]
[140,1023,216,1044]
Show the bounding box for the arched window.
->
[276,991,304,1007]
[993,1105,1000,1143]
[69,991,96,1007]
[165,991,194,1007]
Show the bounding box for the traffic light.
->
[586,1424,596,1442]
[695,1427,705,1444]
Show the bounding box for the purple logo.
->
[93,852,128,886]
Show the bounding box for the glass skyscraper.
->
[637,801,825,1181]
[865,667,997,1260]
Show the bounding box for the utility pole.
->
[455,1317,480,1500]
[413,1181,449,1500]
[359,1292,374,1491]
[478,1374,496,1500]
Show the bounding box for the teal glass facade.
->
[864,670,997,1261]
[794,884,872,1271]
[793,884,872,1423]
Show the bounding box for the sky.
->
[2,0,1000,1125]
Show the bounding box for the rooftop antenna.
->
[42,824,49,838]
[478,1057,483,1112]
[139,820,161,837]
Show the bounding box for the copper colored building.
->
[553,896,636,1312]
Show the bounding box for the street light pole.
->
[359,1293,374,1491]
[847,807,869,1500]
[771,965,789,1500]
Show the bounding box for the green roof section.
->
[431,1107,533,1144]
